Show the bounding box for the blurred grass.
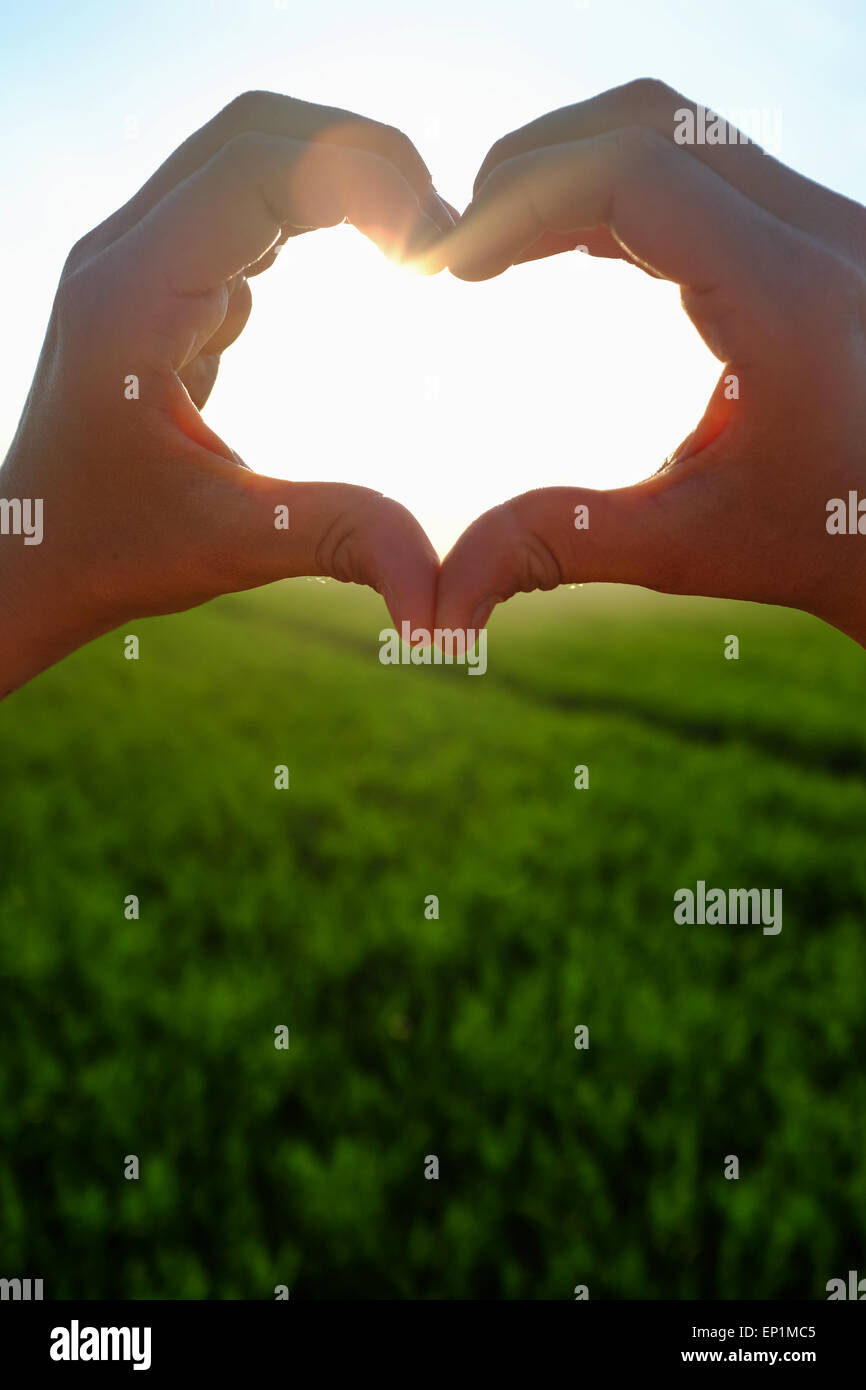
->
[1,579,865,1299]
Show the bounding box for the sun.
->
[206,216,721,560]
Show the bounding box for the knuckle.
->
[64,187,159,277]
[317,514,363,585]
[622,76,678,114]
[49,259,132,381]
[519,530,563,592]
[373,123,428,187]
[312,488,385,583]
[62,228,103,277]
[482,135,509,172]
[221,90,281,129]
[53,263,93,326]
[498,500,563,593]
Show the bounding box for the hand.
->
[433,79,866,646]
[0,92,454,696]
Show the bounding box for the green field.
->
[1,580,865,1300]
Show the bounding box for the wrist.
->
[0,461,110,698]
[0,550,100,698]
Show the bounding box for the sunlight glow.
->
[206,221,721,557]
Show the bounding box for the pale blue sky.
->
[2,0,864,552]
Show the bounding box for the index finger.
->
[76,91,453,263]
[106,132,445,320]
[442,124,805,355]
[473,79,865,266]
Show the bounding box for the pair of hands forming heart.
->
[2,80,866,697]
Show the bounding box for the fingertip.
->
[439,214,511,281]
[380,581,436,639]
[434,562,483,635]
[401,224,456,275]
[375,512,439,635]
[447,260,508,283]
[421,186,458,231]
[470,597,500,631]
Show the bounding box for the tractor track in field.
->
[216,600,866,783]
[492,670,866,779]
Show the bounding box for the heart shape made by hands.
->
[13,79,865,679]
[195,83,866,649]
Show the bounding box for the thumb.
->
[213,471,439,633]
[435,475,704,632]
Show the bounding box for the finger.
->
[112,132,445,304]
[509,225,663,274]
[514,227,624,261]
[473,79,866,265]
[435,476,704,634]
[79,91,453,257]
[201,274,253,355]
[436,194,461,226]
[213,474,439,633]
[442,128,802,353]
[178,353,221,411]
[176,276,252,408]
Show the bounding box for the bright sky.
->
[2,0,864,555]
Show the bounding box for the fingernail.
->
[422,186,456,231]
[471,596,499,630]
